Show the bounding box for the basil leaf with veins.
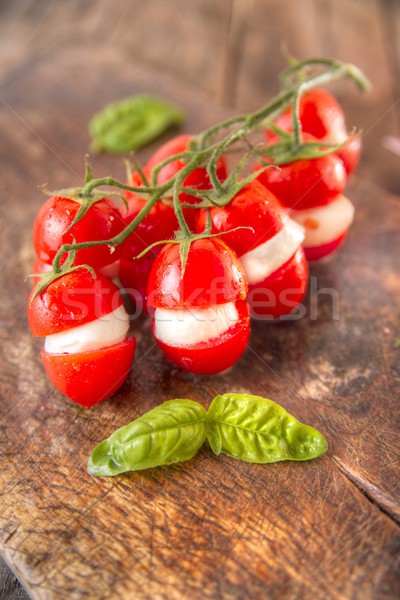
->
[88,399,206,476]
[206,393,327,463]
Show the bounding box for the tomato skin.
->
[195,180,285,255]
[119,253,157,314]
[152,300,250,375]
[147,238,248,309]
[123,172,177,258]
[255,147,347,210]
[303,232,347,262]
[33,196,125,268]
[273,88,347,141]
[269,89,361,176]
[146,134,227,228]
[28,269,122,337]
[335,134,361,176]
[41,337,136,407]
[247,248,308,319]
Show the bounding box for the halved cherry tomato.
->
[147,238,250,374]
[28,268,135,406]
[28,269,122,336]
[195,180,308,319]
[33,196,125,269]
[41,339,136,408]
[302,232,347,262]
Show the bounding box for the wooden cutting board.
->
[0,47,399,600]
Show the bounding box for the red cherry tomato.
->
[146,134,227,228]
[123,171,177,258]
[119,251,158,315]
[147,238,250,374]
[247,248,308,319]
[255,134,347,210]
[152,300,250,375]
[41,339,136,408]
[195,180,285,254]
[33,196,125,269]
[28,269,135,406]
[303,232,347,262]
[28,269,122,336]
[195,180,308,318]
[147,238,247,309]
[272,88,347,141]
[334,134,361,176]
[269,88,361,176]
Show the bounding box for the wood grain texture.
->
[0,43,399,599]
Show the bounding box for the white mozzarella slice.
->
[44,305,129,354]
[154,302,238,347]
[290,195,354,248]
[239,218,305,285]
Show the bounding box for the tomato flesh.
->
[41,338,136,407]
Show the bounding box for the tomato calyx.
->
[256,133,346,166]
[29,244,96,305]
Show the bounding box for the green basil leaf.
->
[206,393,327,463]
[89,94,184,154]
[88,399,206,476]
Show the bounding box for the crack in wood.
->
[331,455,400,526]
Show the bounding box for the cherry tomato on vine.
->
[195,180,308,319]
[123,171,178,257]
[28,269,135,407]
[269,88,361,175]
[120,171,178,312]
[255,133,347,210]
[146,134,227,227]
[33,195,125,270]
[147,238,250,374]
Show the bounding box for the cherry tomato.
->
[255,134,347,210]
[28,268,135,406]
[41,339,136,408]
[146,134,227,228]
[33,196,125,269]
[147,238,250,374]
[302,232,347,262]
[123,171,177,257]
[119,251,159,315]
[195,180,308,318]
[246,249,308,319]
[335,134,362,176]
[269,88,361,175]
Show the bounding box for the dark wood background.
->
[0,1,399,599]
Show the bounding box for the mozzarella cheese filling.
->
[290,194,354,248]
[239,218,305,285]
[154,302,239,347]
[44,305,130,354]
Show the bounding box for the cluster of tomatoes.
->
[27,87,361,408]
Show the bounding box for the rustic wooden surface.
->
[0,1,400,599]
